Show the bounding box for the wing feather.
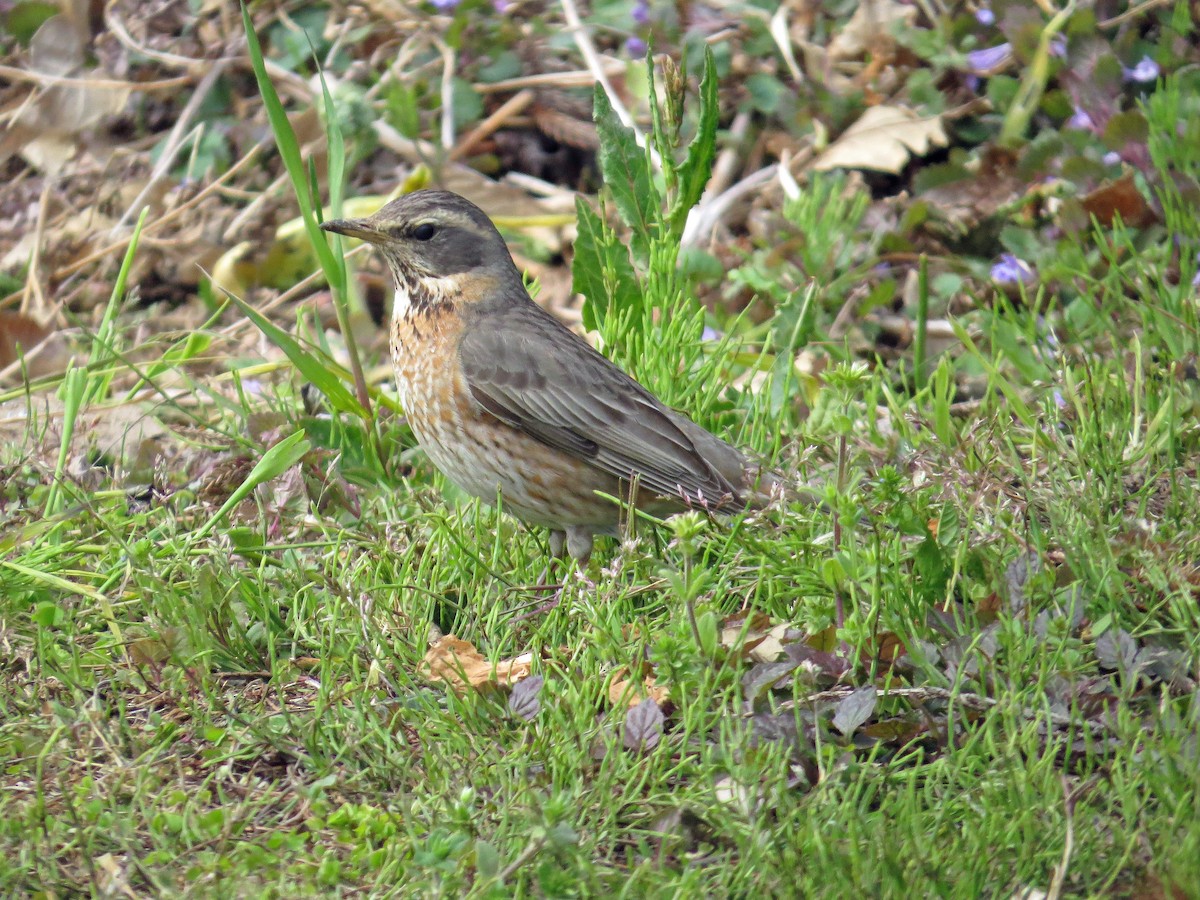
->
[458,303,753,510]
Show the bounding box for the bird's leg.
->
[515,527,594,621]
[529,530,568,590]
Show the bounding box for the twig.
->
[20,179,52,317]
[449,89,535,162]
[0,65,192,92]
[437,38,457,152]
[0,143,267,312]
[1098,0,1174,26]
[104,0,309,98]
[1046,775,1076,900]
[475,63,625,94]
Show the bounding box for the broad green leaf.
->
[673,47,720,233]
[573,197,641,331]
[593,86,656,257]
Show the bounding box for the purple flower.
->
[631,0,650,26]
[1103,151,1121,166]
[991,253,1034,285]
[492,0,511,9]
[1068,106,1094,130]
[429,0,460,9]
[701,325,723,342]
[966,42,1012,74]
[1124,55,1160,83]
[625,36,647,56]
[975,6,995,25]
[1049,35,1067,59]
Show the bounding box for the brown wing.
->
[458,302,752,510]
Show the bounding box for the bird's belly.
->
[392,319,621,529]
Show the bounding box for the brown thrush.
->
[321,190,777,562]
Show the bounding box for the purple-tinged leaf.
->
[832,686,877,737]
[742,660,801,701]
[1095,630,1139,674]
[624,698,664,752]
[1005,551,1041,614]
[508,675,544,721]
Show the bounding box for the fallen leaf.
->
[749,622,795,663]
[0,310,71,381]
[421,635,534,693]
[827,0,917,62]
[1079,172,1157,229]
[713,775,757,816]
[812,105,948,174]
[608,666,669,709]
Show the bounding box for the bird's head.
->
[320,190,521,303]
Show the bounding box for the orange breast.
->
[389,307,626,531]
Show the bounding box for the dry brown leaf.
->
[720,613,802,662]
[827,0,918,63]
[421,635,534,693]
[1079,172,1157,229]
[0,310,71,381]
[812,105,948,174]
[13,15,130,174]
[608,666,669,709]
[719,611,773,656]
[749,623,795,663]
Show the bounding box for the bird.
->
[320,189,779,563]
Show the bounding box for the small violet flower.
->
[991,253,1034,285]
[1124,55,1160,83]
[974,6,995,26]
[631,0,651,26]
[1049,35,1067,59]
[701,325,723,343]
[429,0,460,10]
[966,42,1012,74]
[1103,151,1121,166]
[1067,106,1094,130]
[625,36,647,56]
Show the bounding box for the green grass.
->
[3,260,1199,895]
[3,41,1200,900]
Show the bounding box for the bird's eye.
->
[413,223,437,241]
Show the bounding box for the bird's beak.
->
[319,218,385,244]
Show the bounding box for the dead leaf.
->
[713,775,758,817]
[421,635,534,693]
[0,310,71,381]
[827,0,918,62]
[1079,172,1157,229]
[11,15,130,175]
[812,105,948,174]
[608,666,669,709]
